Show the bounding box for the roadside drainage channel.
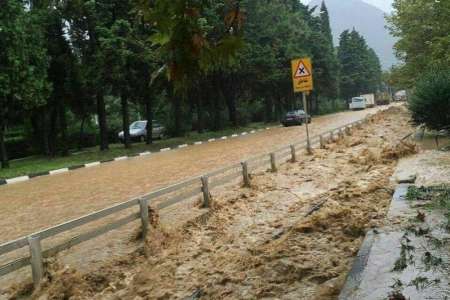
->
[339,184,450,300]
[0,126,279,186]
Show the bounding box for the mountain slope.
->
[309,0,397,69]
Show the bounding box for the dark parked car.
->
[282,110,311,127]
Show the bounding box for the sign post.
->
[302,92,311,153]
[291,57,313,154]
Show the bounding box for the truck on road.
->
[361,94,376,108]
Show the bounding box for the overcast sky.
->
[301,0,394,13]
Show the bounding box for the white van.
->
[349,97,367,110]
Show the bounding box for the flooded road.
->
[12,105,414,299]
[0,105,392,244]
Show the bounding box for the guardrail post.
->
[270,153,277,172]
[290,145,296,162]
[345,126,351,135]
[306,143,312,154]
[241,162,251,187]
[139,198,149,240]
[319,135,325,149]
[330,132,334,142]
[201,176,211,208]
[28,235,44,287]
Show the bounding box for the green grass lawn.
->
[0,122,278,179]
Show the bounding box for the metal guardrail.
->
[0,116,370,286]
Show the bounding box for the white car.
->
[349,97,367,110]
[118,120,165,142]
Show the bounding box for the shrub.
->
[409,68,450,130]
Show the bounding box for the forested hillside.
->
[0,0,383,168]
[309,0,397,69]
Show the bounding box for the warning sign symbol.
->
[291,57,313,93]
[294,61,311,78]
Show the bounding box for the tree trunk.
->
[97,92,109,150]
[171,86,182,136]
[121,92,131,148]
[213,96,222,131]
[265,97,273,122]
[78,115,86,150]
[145,95,153,145]
[59,100,68,156]
[275,97,282,121]
[0,105,9,169]
[41,110,51,156]
[211,75,222,130]
[222,79,237,127]
[48,106,58,157]
[197,91,204,134]
[315,93,320,114]
[31,108,49,156]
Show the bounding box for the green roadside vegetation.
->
[0,122,277,180]
[406,186,450,230]
[1,1,384,171]
[387,186,450,299]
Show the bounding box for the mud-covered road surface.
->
[0,106,390,244]
[4,105,417,299]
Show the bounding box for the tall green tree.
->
[240,0,311,121]
[306,1,339,111]
[387,0,450,86]
[138,0,244,135]
[0,0,51,168]
[366,48,382,92]
[338,29,381,99]
[65,0,113,151]
[40,3,76,156]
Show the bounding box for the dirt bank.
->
[6,105,414,300]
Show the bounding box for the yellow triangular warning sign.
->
[291,57,313,93]
[294,61,311,78]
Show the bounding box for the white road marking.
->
[49,168,69,175]
[85,162,101,168]
[6,176,30,184]
[114,156,128,161]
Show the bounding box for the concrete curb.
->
[338,184,410,299]
[338,230,376,300]
[0,126,274,186]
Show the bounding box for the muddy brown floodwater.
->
[0,106,389,244]
[3,105,416,299]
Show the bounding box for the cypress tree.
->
[338,29,382,99]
